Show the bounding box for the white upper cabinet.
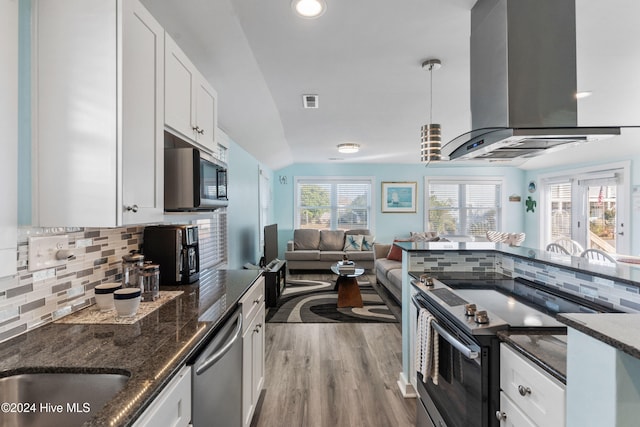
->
[165,34,218,153]
[33,0,164,227]
[0,0,18,278]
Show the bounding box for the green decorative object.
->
[525,196,537,213]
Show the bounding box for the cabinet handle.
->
[518,385,532,396]
[198,128,205,135]
[495,411,507,421]
[125,204,138,213]
[192,125,201,133]
[253,298,261,305]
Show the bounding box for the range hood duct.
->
[444,0,620,161]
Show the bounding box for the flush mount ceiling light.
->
[292,0,327,19]
[420,59,442,163]
[337,143,360,154]
[575,91,593,99]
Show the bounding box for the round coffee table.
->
[331,262,365,308]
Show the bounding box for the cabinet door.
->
[165,34,197,141]
[242,320,254,427]
[195,77,217,152]
[251,305,265,407]
[0,0,18,277]
[500,344,565,427]
[34,0,118,227]
[498,392,537,427]
[133,365,192,427]
[121,0,164,224]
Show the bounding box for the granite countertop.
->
[558,313,640,360]
[497,331,568,383]
[0,268,261,426]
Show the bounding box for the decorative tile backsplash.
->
[409,251,640,313]
[0,226,144,343]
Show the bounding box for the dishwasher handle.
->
[195,312,243,376]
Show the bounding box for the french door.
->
[545,167,628,254]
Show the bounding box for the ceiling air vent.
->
[302,94,318,109]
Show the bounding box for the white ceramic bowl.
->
[94,282,122,312]
[113,288,141,317]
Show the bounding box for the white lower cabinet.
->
[498,392,536,427]
[499,343,565,427]
[240,277,265,427]
[134,365,192,427]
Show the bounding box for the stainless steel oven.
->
[412,293,495,427]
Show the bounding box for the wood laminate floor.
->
[251,273,416,427]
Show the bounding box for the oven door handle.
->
[412,295,480,360]
[430,321,480,360]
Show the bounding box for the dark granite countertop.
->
[558,313,640,360]
[0,268,261,426]
[497,331,568,383]
[395,241,640,287]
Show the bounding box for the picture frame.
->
[381,181,417,213]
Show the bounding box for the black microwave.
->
[164,147,228,211]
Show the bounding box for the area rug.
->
[266,278,398,323]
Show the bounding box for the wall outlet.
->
[28,235,69,272]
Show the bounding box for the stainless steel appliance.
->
[412,276,616,427]
[164,146,228,211]
[443,0,621,161]
[191,309,243,427]
[143,225,199,285]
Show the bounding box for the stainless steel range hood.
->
[444,0,621,161]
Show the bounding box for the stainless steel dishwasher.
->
[191,308,243,426]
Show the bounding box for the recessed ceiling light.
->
[337,143,360,154]
[576,91,593,99]
[292,0,326,19]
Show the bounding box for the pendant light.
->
[420,59,442,163]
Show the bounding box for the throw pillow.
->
[387,241,405,261]
[343,234,364,251]
[360,235,376,251]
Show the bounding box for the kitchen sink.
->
[0,371,130,427]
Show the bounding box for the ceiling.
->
[141,0,639,170]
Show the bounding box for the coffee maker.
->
[143,225,200,285]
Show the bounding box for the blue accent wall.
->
[226,139,273,268]
[272,163,526,256]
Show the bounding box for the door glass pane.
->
[550,183,572,242]
[588,185,616,252]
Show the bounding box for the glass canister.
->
[140,262,160,302]
[122,251,144,289]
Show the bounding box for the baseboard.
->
[397,372,417,398]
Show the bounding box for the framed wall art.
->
[381,181,417,213]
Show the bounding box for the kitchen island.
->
[395,240,640,398]
[0,268,261,426]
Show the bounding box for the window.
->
[194,210,227,269]
[425,178,502,239]
[294,177,373,230]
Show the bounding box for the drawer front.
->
[240,276,265,332]
[500,344,565,427]
[498,392,536,427]
[133,365,192,427]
